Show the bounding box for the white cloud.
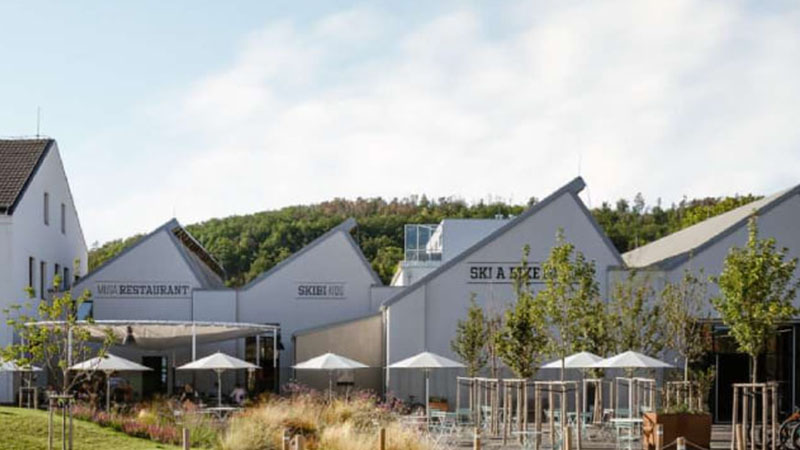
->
[80,1,800,242]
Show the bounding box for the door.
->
[141,356,168,399]
[715,353,750,422]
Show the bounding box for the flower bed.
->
[71,398,218,448]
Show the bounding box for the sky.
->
[1,1,799,245]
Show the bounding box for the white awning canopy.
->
[31,320,279,351]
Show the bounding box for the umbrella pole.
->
[329,371,333,403]
[425,369,430,423]
[106,372,111,412]
[217,370,223,407]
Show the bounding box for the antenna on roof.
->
[36,107,41,138]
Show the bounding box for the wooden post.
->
[293,435,305,450]
[743,386,749,450]
[735,424,745,450]
[563,425,571,450]
[379,427,386,450]
[473,427,481,450]
[48,397,54,450]
[771,386,778,450]
[182,428,191,450]
[575,384,581,450]
[282,430,290,450]
[751,386,756,450]
[549,387,555,443]
[655,424,664,450]
[731,386,739,450]
[761,386,767,450]
[677,436,686,450]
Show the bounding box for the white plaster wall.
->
[237,231,378,379]
[385,193,623,406]
[75,229,203,321]
[0,144,88,402]
[666,193,800,316]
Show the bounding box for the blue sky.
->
[2,1,799,245]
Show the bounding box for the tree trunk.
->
[751,355,758,384]
[684,356,689,382]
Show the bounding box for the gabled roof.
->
[78,218,226,290]
[623,184,800,270]
[242,218,382,290]
[382,177,623,308]
[0,139,53,214]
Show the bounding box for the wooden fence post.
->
[473,427,481,450]
[677,436,686,450]
[735,424,745,450]
[293,435,305,450]
[563,426,572,450]
[379,427,386,450]
[282,430,290,450]
[182,427,191,450]
[655,424,663,450]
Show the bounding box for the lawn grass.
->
[0,406,180,450]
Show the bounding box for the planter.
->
[429,400,449,412]
[642,412,712,450]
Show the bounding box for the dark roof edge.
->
[166,225,226,289]
[293,311,381,337]
[74,218,182,288]
[381,177,587,308]
[6,139,53,214]
[636,185,800,271]
[241,217,379,290]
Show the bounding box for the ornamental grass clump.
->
[218,391,434,450]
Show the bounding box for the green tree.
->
[711,216,799,382]
[495,245,548,379]
[608,271,664,356]
[662,268,711,381]
[2,265,114,450]
[539,229,611,379]
[450,294,488,377]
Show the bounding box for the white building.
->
[0,139,88,403]
[378,177,623,403]
[623,184,800,422]
[71,217,384,398]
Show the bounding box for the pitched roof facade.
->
[0,139,53,214]
[622,185,800,270]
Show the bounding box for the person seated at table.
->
[230,384,247,406]
[180,383,199,404]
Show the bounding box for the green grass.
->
[0,406,180,450]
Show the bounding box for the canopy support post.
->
[191,322,197,360]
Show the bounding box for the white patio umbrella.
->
[177,352,258,407]
[590,351,673,418]
[0,360,43,372]
[542,351,604,369]
[589,351,673,369]
[293,352,368,401]
[388,351,464,420]
[70,353,152,411]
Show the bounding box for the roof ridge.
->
[622,183,800,269]
[381,177,610,308]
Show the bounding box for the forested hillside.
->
[88,193,760,286]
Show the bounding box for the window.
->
[28,257,35,295]
[43,192,49,225]
[40,261,46,299]
[64,267,71,290]
[54,264,60,290]
[60,203,66,234]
